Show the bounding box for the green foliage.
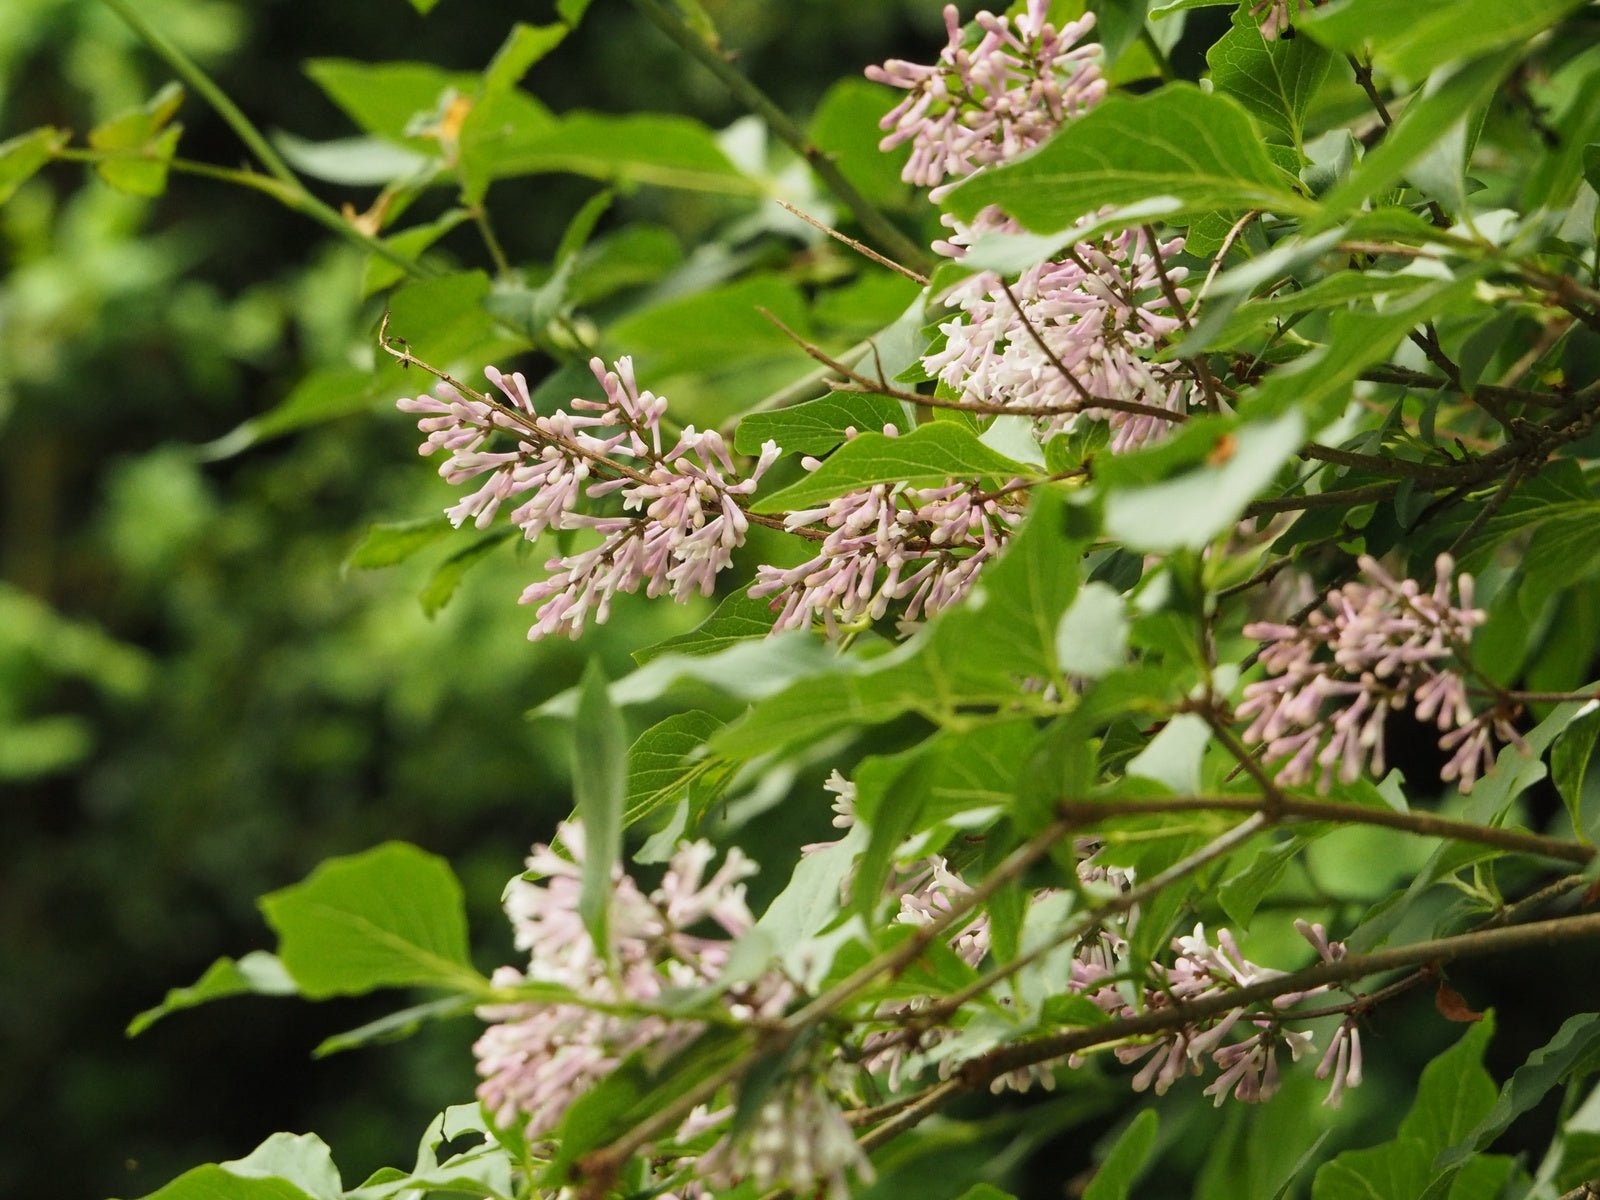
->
[87,82,184,196]
[945,86,1313,235]
[259,843,482,998]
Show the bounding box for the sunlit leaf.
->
[259,843,480,997]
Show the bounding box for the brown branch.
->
[960,911,1600,1087]
[1054,795,1594,866]
[1143,223,1220,413]
[1298,443,1464,482]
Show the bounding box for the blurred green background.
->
[0,1,950,1194]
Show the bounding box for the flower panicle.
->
[397,358,780,640]
[474,823,878,1200]
[1238,554,1521,793]
[750,424,1023,636]
[866,1,1105,192]
[924,224,1195,452]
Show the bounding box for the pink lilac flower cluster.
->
[1238,554,1520,793]
[398,358,780,640]
[475,827,874,1198]
[866,1,1104,193]
[810,776,1362,1108]
[700,1071,873,1200]
[750,430,1024,635]
[1103,920,1356,1107]
[924,227,1195,451]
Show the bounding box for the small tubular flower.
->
[1250,0,1317,40]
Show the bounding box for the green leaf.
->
[543,1029,750,1185]
[945,85,1312,234]
[1102,409,1307,552]
[1217,833,1318,926]
[1400,1016,1498,1149]
[1313,1138,1433,1200]
[558,0,593,22]
[385,269,502,367]
[259,842,478,998]
[809,77,912,209]
[419,528,515,617]
[344,518,451,572]
[0,126,68,204]
[1317,51,1519,220]
[1553,705,1600,842]
[1126,713,1212,795]
[605,274,816,420]
[367,1105,511,1200]
[1316,1018,1496,1200]
[204,366,379,457]
[754,421,1035,514]
[712,492,1083,759]
[953,1186,1018,1200]
[1208,8,1333,147]
[473,111,757,195]
[623,710,732,831]
[1433,1013,1600,1176]
[88,82,184,196]
[408,0,442,12]
[852,745,938,917]
[1055,581,1130,679]
[126,951,296,1037]
[575,660,626,955]
[540,632,842,717]
[275,132,432,186]
[304,59,479,145]
[1151,0,1236,13]
[734,391,908,457]
[480,23,567,96]
[1190,269,1433,353]
[362,209,469,296]
[139,1133,342,1200]
[633,587,778,664]
[1301,0,1586,84]
[1084,1110,1161,1200]
[313,994,475,1058]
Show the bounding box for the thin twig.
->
[99,0,297,187]
[625,0,930,275]
[1444,460,1526,559]
[776,199,928,285]
[1200,210,1261,300]
[1143,223,1220,413]
[1054,795,1593,866]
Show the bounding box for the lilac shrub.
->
[96,0,1600,1194]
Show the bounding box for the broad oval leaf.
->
[259,842,480,998]
[944,85,1313,235]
